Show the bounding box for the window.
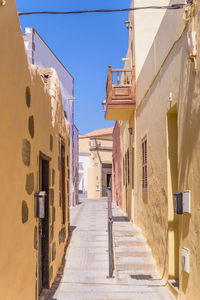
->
[132,147,134,189]
[127,149,130,185]
[142,136,147,191]
[123,157,125,186]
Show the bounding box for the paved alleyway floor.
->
[51,198,175,300]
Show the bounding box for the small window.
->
[132,147,134,189]
[142,136,147,191]
[123,158,125,186]
[127,149,130,185]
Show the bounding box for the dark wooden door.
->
[61,144,66,224]
[38,158,49,296]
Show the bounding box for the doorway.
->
[167,108,179,286]
[107,174,112,187]
[101,163,112,197]
[38,155,50,296]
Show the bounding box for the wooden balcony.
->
[104,65,136,120]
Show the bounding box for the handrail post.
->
[108,65,112,103]
[107,187,114,278]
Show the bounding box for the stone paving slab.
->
[50,198,175,300]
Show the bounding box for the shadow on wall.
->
[178,52,199,296]
[178,62,200,190]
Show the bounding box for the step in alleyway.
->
[45,197,175,300]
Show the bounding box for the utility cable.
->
[18,4,185,16]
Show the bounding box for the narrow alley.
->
[47,197,175,300]
[2,1,200,299]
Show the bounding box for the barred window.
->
[132,147,134,189]
[127,149,130,185]
[142,136,147,191]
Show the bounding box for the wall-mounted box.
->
[174,192,183,214]
[34,191,46,218]
[182,247,190,274]
[187,31,197,58]
[183,190,191,213]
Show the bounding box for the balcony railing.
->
[105,65,136,121]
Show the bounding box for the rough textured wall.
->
[177,6,200,299]
[133,0,171,79]
[0,1,69,299]
[112,122,122,209]
[134,2,200,299]
[119,119,134,220]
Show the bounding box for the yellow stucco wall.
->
[0,1,70,299]
[131,1,200,299]
[113,0,200,298]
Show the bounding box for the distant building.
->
[79,127,113,198]
[24,27,79,206]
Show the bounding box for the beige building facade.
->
[105,0,200,299]
[79,128,113,199]
[0,1,70,299]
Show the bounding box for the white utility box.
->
[182,247,190,274]
[183,190,191,213]
[187,31,197,58]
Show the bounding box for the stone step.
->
[116,262,155,272]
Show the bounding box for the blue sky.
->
[16,0,130,135]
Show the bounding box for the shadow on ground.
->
[113,216,129,222]
[43,225,76,300]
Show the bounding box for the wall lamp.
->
[0,0,6,6]
[124,21,133,30]
[102,100,106,113]
[128,128,133,135]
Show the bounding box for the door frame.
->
[38,151,51,296]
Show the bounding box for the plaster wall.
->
[0,2,69,299]
[133,0,173,79]
[24,27,73,101]
[119,118,134,220]
[133,1,200,299]
[72,125,79,204]
[23,27,78,206]
[112,122,122,209]
[79,134,113,198]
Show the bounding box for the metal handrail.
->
[107,187,114,278]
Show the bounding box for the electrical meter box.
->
[182,247,190,274]
[174,192,183,214]
[183,190,191,213]
[34,191,46,218]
